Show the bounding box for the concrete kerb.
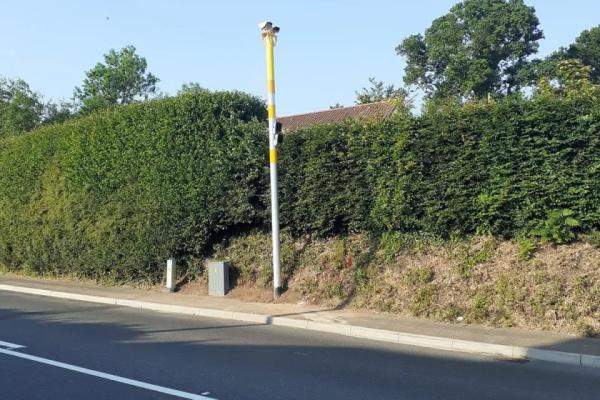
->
[526,348,582,366]
[0,283,597,369]
[582,354,600,368]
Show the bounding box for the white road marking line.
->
[0,348,216,400]
[0,340,25,349]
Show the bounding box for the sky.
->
[1,0,599,116]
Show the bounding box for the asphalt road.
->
[0,292,599,400]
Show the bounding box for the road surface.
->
[0,291,598,399]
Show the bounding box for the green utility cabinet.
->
[208,261,230,296]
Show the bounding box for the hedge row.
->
[1,90,599,281]
[0,91,269,281]
[279,95,600,238]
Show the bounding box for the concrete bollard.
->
[165,259,176,293]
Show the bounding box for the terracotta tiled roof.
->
[278,100,397,132]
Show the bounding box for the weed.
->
[410,232,443,254]
[456,260,475,279]
[378,232,442,262]
[533,209,580,245]
[354,266,370,291]
[529,258,543,269]
[495,274,515,307]
[454,238,497,280]
[532,271,546,285]
[299,277,319,296]
[323,282,345,300]
[258,263,272,287]
[476,239,498,263]
[404,267,434,286]
[585,231,600,249]
[573,274,591,295]
[576,323,599,338]
[377,232,402,263]
[469,291,490,322]
[530,281,563,320]
[441,303,462,322]
[319,238,346,271]
[410,286,436,317]
[518,238,537,260]
[352,237,378,291]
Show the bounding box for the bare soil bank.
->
[187,231,600,337]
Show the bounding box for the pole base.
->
[273,286,283,299]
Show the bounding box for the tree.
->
[43,101,74,125]
[561,25,600,84]
[178,82,209,95]
[0,78,44,135]
[515,57,558,88]
[535,59,600,100]
[73,46,159,114]
[355,77,407,104]
[519,25,600,87]
[396,0,543,100]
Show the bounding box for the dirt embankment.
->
[187,231,600,337]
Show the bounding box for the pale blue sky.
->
[1,1,598,116]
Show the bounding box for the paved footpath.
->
[0,275,599,368]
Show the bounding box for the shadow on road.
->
[0,292,598,400]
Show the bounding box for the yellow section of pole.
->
[267,104,276,120]
[265,35,275,97]
[269,148,278,163]
[264,33,277,163]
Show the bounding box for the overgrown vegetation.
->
[586,231,600,249]
[280,78,600,239]
[1,74,599,336]
[2,83,600,282]
[0,91,268,282]
[533,209,580,244]
[200,230,599,336]
[2,1,600,339]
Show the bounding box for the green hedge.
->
[1,90,599,282]
[0,91,268,281]
[411,96,600,236]
[278,116,411,235]
[279,95,600,238]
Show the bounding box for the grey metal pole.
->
[269,119,282,298]
[259,21,282,299]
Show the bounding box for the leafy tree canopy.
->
[73,45,159,114]
[397,0,543,100]
[355,77,407,104]
[519,25,600,87]
[0,77,44,135]
[43,101,74,126]
[178,82,210,95]
[554,25,600,83]
[535,59,600,100]
[564,25,600,83]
